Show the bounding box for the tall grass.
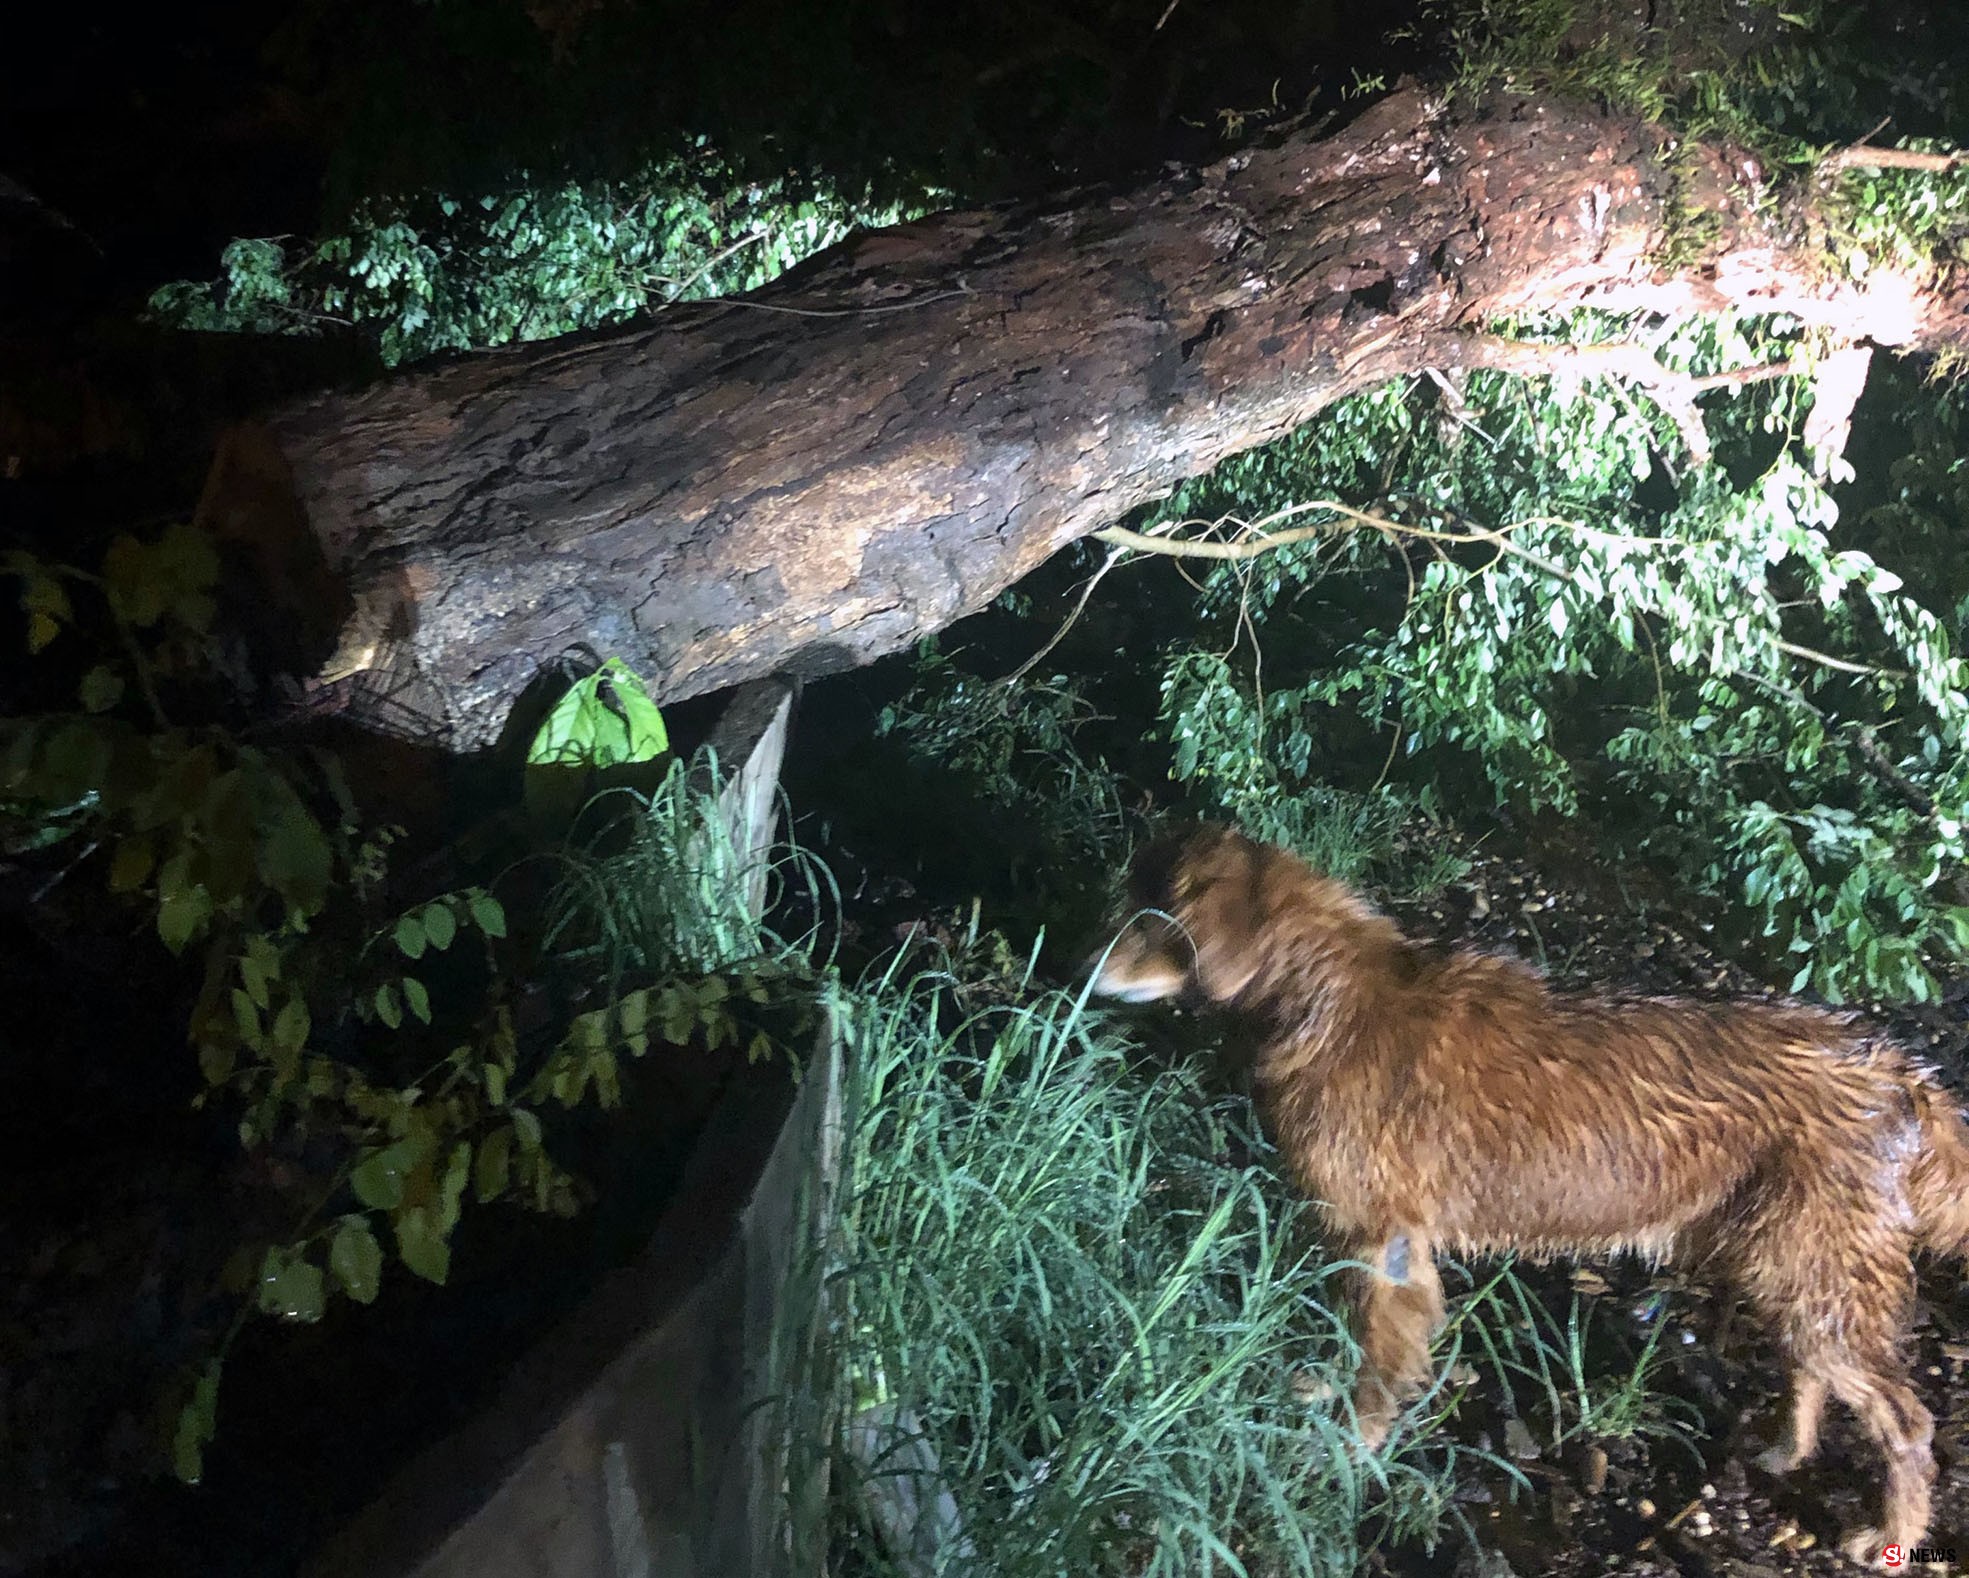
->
[797,960,1458,1577]
[542,748,836,980]
[1446,1264,1703,1462]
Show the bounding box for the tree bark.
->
[197,87,1969,749]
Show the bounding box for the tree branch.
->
[1819,146,1969,175]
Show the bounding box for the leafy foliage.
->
[1,534,819,1477]
[1438,0,1969,278]
[1438,0,1824,150]
[149,152,916,365]
[1160,647,1469,895]
[526,657,670,769]
[876,647,1131,864]
[1450,1267,1701,1458]
[1142,312,1969,1002]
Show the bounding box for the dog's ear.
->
[1174,830,1265,1003]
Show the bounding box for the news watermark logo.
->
[1881,1542,1957,1570]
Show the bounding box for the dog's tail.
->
[1909,1073,1969,1260]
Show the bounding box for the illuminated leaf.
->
[256,795,333,916]
[329,1219,383,1304]
[421,902,457,950]
[468,890,507,937]
[526,658,668,768]
[395,914,428,958]
[393,1204,451,1285]
[438,1141,471,1232]
[156,855,213,954]
[351,1142,412,1210]
[172,1360,222,1485]
[255,1248,325,1322]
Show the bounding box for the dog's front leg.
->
[1348,1230,1445,1452]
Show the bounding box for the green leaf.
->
[421,902,457,950]
[468,890,507,938]
[393,1204,452,1285]
[658,985,694,1043]
[402,976,431,1024]
[79,666,125,713]
[157,854,214,954]
[526,659,669,768]
[438,1141,471,1232]
[272,995,311,1057]
[619,988,650,1057]
[231,988,262,1048]
[240,935,279,1009]
[172,1360,223,1485]
[395,913,428,959]
[16,564,73,652]
[198,1037,236,1086]
[254,779,333,917]
[329,1218,383,1304]
[374,982,403,1030]
[256,1247,326,1322]
[351,1142,411,1209]
[475,1126,514,1200]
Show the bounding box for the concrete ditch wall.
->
[304,674,830,1578]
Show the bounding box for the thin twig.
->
[1772,637,1904,678]
[1097,503,1914,688]
[1001,542,1130,687]
[713,286,978,319]
[1820,145,1969,174]
[653,228,769,303]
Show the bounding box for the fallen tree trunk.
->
[197,86,1969,749]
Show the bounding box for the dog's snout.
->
[1085,912,1190,1003]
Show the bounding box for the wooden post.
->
[687,674,798,926]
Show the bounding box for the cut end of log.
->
[197,421,355,677]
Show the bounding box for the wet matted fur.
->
[1087,824,1969,1566]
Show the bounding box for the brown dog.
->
[1087,824,1969,1565]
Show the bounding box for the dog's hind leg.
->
[1733,1180,1933,1566]
[1909,1079,1969,1260]
[1755,1367,1828,1475]
[1347,1230,1445,1453]
[1819,1350,1934,1566]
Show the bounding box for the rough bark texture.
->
[199,86,1969,749]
